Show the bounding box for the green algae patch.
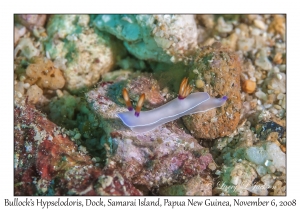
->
[159,184,186,196]
[46,94,107,164]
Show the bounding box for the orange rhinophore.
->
[135,93,145,117]
[179,77,188,97]
[178,77,193,99]
[122,88,133,111]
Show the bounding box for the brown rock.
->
[14,99,142,195]
[182,44,242,139]
[25,56,65,90]
[268,15,286,36]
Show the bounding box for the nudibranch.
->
[117,78,227,133]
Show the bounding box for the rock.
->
[15,14,47,30]
[221,33,238,50]
[14,37,40,59]
[237,37,255,52]
[26,84,45,104]
[93,15,198,63]
[272,180,286,195]
[216,17,233,33]
[265,71,286,93]
[196,15,215,30]
[210,121,285,196]
[229,161,257,195]
[273,52,283,65]
[159,175,212,195]
[268,15,286,36]
[25,56,65,90]
[254,19,266,30]
[14,99,142,195]
[255,89,268,102]
[86,73,214,191]
[255,165,267,177]
[182,45,242,139]
[245,146,267,165]
[14,26,26,46]
[266,142,285,173]
[261,174,275,188]
[218,161,257,196]
[242,79,256,94]
[211,123,258,195]
[245,141,285,173]
[246,184,268,195]
[256,121,285,140]
[255,48,272,71]
[45,15,122,92]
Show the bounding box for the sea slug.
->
[117,78,227,133]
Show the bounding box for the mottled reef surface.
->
[14,14,286,195]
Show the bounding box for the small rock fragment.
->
[272,180,286,195]
[268,15,286,36]
[255,49,272,70]
[14,26,27,46]
[273,52,283,64]
[256,121,285,140]
[242,80,256,93]
[254,19,266,30]
[25,56,65,90]
[216,17,233,33]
